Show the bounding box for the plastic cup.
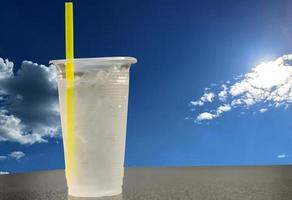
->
[50,57,137,197]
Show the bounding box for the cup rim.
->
[49,56,137,66]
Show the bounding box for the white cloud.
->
[190,92,215,108]
[0,151,26,161]
[190,54,292,122]
[0,111,45,144]
[197,112,217,121]
[9,151,25,160]
[0,58,60,144]
[0,171,9,175]
[231,99,243,107]
[229,55,292,106]
[190,100,204,106]
[196,104,231,121]
[0,58,13,79]
[200,92,215,103]
[218,85,228,102]
[259,108,268,113]
[216,104,231,114]
[0,156,7,161]
[277,154,288,159]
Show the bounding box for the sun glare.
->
[249,58,291,90]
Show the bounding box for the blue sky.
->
[0,0,292,173]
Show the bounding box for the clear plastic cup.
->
[50,57,137,197]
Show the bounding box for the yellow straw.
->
[65,2,75,181]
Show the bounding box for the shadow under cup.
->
[50,57,137,197]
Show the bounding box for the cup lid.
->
[50,57,137,66]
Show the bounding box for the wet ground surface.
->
[1,166,292,200]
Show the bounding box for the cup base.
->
[68,186,122,198]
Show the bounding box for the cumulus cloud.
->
[201,92,215,102]
[190,92,215,107]
[0,151,25,160]
[194,104,232,122]
[216,104,232,114]
[0,58,60,144]
[197,112,217,121]
[0,58,13,79]
[190,100,204,106]
[218,85,228,102]
[0,171,9,175]
[191,54,292,122]
[9,151,25,160]
[0,156,7,161]
[259,108,268,113]
[277,154,288,159]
